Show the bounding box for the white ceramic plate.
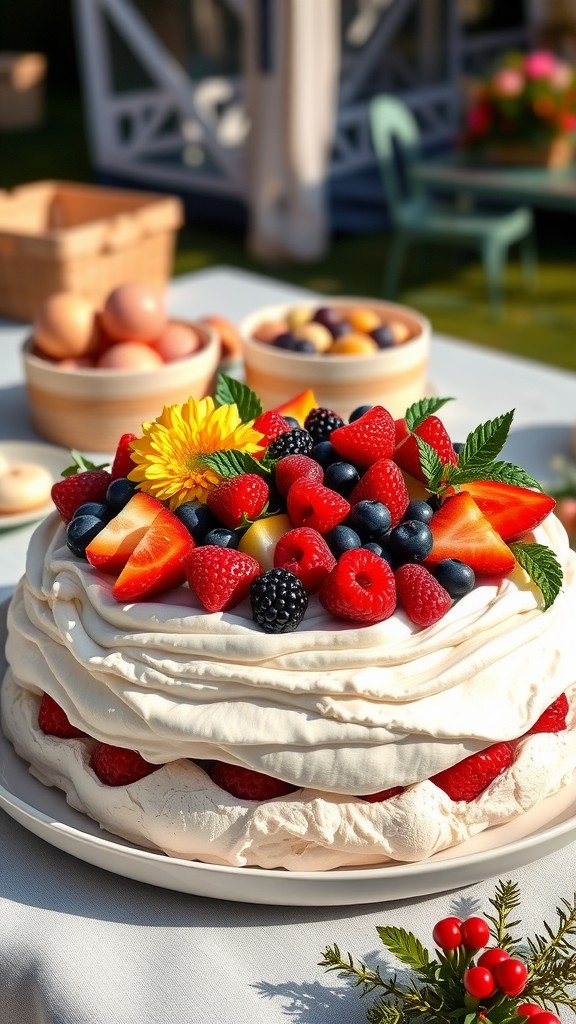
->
[0,442,68,530]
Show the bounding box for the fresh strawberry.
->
[52,468,112,524]
[393,414,458,484]
[86,491,164,574]
[113,507,194,602]
[274,454,323,497]
[207,473,269,529]
[446,480,555,542]
[330,406,395,467]
[274,526,336,593]
[287,478,350,533]
[209,761,298,800]
[110,432,138,480]
[525,693,569,735]
[360,786,404,803]
[395,563,452,627]
[319,548,397,624]
[430,742,514,801]
[349,457,409,527]
[38,693,86,738]
[90,742,161,786]
[252,411,291,453]
[426,492,516,576]
[186,545,261,611]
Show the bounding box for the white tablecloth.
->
[1,267,575,1024]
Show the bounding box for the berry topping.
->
[430,741,514,801]
[209,761,299,800]
[274,526,336,593]
[52,467,112,524]
[303,407,345,444]
[393,414,458,483]
[432,558,476,599]
[403,499,434,525]
[86,491,165,575]
[274,454,323,498]
[324,523,362,558]
[330,405,396,467]
[251,410,291,450]
[110,432,138,480]
[174,501,219,541]
[426,492,517,577]
[388,520,434,564]
[266,428,314,461]
[66,514,107,559]
[186,545,261,612]
[112,507,194,602]
[525,692,569,735]
[395,563,452,626]
[207,473,269,529]
[38,693,86,738]
[346,499,392,541]
[350,457,410,528]
[319,547,396,625]
[323,461,360,497]
[448,479,556,542]
[287,478,350,534]
[249,567,308,633]
[90,742,161,786]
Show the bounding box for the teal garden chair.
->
[368,95,537,314]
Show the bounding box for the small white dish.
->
[0,441,68,530]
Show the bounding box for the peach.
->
[97,342,165,370]
[201,315,242,358]
[151,322,202,361]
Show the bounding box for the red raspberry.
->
[430,742,514,802]
[274,526,336,593]
[207,473,269,529]
[38,693,86,738]
[90,743,161,786]
[252,411,291,453]
[525,692,569,735]
[319,548,397,624]
[209,761,298,800]
[330,406,396,467]
[287,478,350,534]
[110,432,138,479]
[349,458,409,527]
[395,563,452,627]
[186,545,262,612]
[274,454,323,497]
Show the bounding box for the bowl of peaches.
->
[23,283,221,453]
[240,297,431,422]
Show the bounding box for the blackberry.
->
[304,407,345,445]
[250,568,308,634]
[266,428,313,461]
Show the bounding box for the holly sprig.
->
[319,880,576,1023]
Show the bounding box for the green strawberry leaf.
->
[456,410,515,475]
[446,460,543,491]
[201,449,271,478]
[509,541,563,610]
[60,450,109,478]
[405,396,454,432]
[414,435,446,491]
[214,373,262,423]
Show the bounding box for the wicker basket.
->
[0,180,184,321]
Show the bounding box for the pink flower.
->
[492,67,524,97]
[524,50,557,79]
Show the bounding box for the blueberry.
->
[324,524,362,558]
[452,441,465,456]
[106,477,137,513]
[331,320,353,338]
[388,520,433,564]
[73,501,110,522]
[312,441,339,468]
[202,527,240,549]
[323,461,360,497]
[66,514,105,558]
[348,404,373,423]
[271,332,296,349]
[403,499,434,525]
[427,494,443,512]
[346,500,392,541]
[175,501,219,540]
[433,558,475,599]
[362,541,396,566]
[312,306,341,332]
[371,324,395,349]
[290,338,316,354]
[283,416,301,430]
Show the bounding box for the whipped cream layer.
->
[3,511,576,795]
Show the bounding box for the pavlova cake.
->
[2,375,575,871]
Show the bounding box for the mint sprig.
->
[509,541,563,610]
[200,449,270,479]
[405,396,454,432]
[455,410,515,475]
[214,373,262,423]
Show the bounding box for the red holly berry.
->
[430,742,514,802]
[432,916,462,950]
[186,545,262,612]
[360,786,404,803]
[110,432,138,479]
[524,1012,560,1024]
[393,414,458,483]
[526,693,569,735]
[252,411,291,452]
[330,405,396,467]
[90,743,161,786]
[287,478,350,534]
[464,966,496,1000]
[274,526,336,593]
[478,947,510,971]
[516,1005,546,1018]
[51,468,112,524]
[460,917,490,950]
[492,956,528,996]
[349,457,409,528]
[395,563,452,627]
[274,454,323,497]
[38,693,86,739]
[319,548,397,625]
[209,761,298,801]
[207,473,270,529]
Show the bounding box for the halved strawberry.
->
[113,508,194,602]
[330,406,395,467]
[86,492,164,574]
[426,492,516,577]
[393,414,458,484]
[446,480,555,542]
[90,743,161,786]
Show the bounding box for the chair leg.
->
[383,232,410,298]
[482,240,506,317]
[519,231,538,291]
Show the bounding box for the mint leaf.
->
[456,410,515,475]
[201,450,270,479]
[447,460,543,490]
[405,397,454,432]
[214,373,262,422]
[509,542,563,610]
[414,435,445,491]
[61,450,109,478]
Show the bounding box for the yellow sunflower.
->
[128,396,264,508]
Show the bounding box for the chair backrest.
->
[369,95,423,223]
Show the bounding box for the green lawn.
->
[3,90,576,372]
